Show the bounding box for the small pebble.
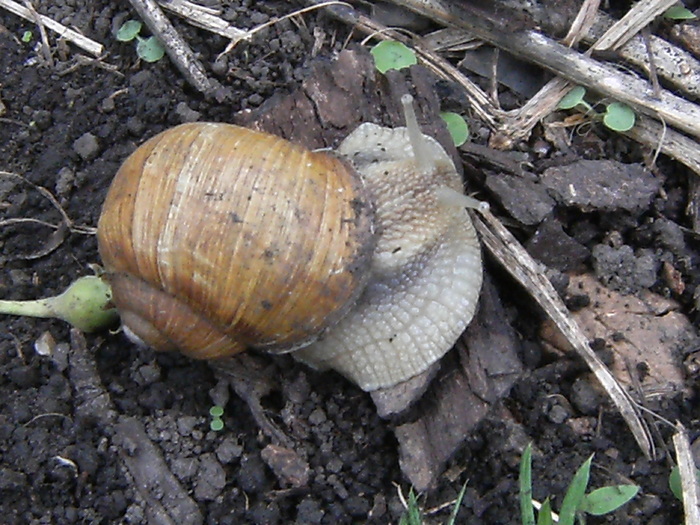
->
[73,132,99,160]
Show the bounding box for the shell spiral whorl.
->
[97,123,375,359]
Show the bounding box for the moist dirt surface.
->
[1,1,699,524]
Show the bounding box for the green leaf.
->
[21,30,33,43]
[209,405,224,417]
[136,36,165,63]
[580,485,639,515]
[664,6,697,20]
[537,498,554,525]
[520,444,536,525]
[669,465,682,500]
[603,102,636,131]
[370,40,417,74]
[669,465,700,501]
[558,455,593,525]
[210,418,224,431]
[117,20,142,42]
[440,112,469,147]
[446,479,469,525]
[399,489,423,525]
[558,86,587,110]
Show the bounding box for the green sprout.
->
[520,443,639,525]
[602,102,636,132]
[209,405,224,431]
[440,112,470,147]
[664,5,697,20]
[370,40,417,74]
[398,480,468,525]
[0,275,117,333]
[558,86,589,111]
[116,20,142,41]
[21,30,33,43]
[669,464,700,501]
[116,20,165,63]
[370,41,470,147]
[399,489,422,525]
[520,443,535,525]
[558,86,636,132]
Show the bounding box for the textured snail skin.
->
[294,124,482,391]
[97,123,375,359]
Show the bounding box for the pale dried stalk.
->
[157,0,247,40]
[389,0,700,144]
[586,12,700,99]
[473,209,653,458]
[307,1,504,129]
[561,0,601,47]
[217,1,352,56]
[0,171,96,235]
[592,0,677,51]
[0,0,104,56]
[23,0,53,65]
[672,423,700,525]
[624,115,700,175]
[127,0,212,94]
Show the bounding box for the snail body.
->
[97,96,483,391]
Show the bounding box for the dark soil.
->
[1,1,698,524]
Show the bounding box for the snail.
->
[96,95,484,391]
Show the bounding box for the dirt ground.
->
[1,1,699,524]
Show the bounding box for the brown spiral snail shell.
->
[97,95,484,391]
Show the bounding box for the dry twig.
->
[473,209,653,458]
[127,0,213,94]
[157,0,247,40]
[672,423,700,525]
[0,0,104,56]
[591,0,676,51]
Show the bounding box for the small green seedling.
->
[399,489,422,525]
[602,102,636,132]
[116,20,165,63]
[21,30,33,43]
[209,405,224,431]
[116,20,142,41]
[370,40,417,74]
[398,480,468,525]
[440,112,470,147]
[0,275,117,332]
[669,464,700,501]
[558,86,589,111]
[558,86,636,132]
[520,443,639,525]
[664,5,697,20]
[370,41,470,147]
[520,443,535,525]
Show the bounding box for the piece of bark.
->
[235,47,461,172]
[526,217,590,272]
[260,444,311,487]
[394,275,522,491]
[540,160,662,214]
[484,172,555,226]
[371,362,440,419]
[114,418,205,525]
